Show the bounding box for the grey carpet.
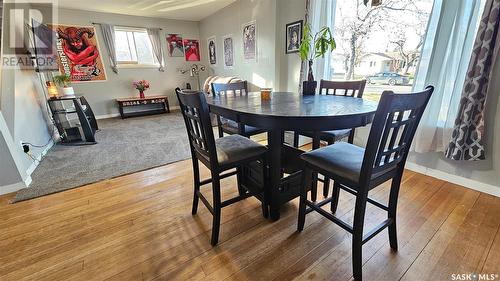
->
[13,113,191,202]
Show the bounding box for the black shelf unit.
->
[48,96,98,145]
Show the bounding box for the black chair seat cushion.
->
[221,117,265,135]
[301,129,352,142]
[301,142,364,184]
[301,142,395,186]
[215,134,267,167]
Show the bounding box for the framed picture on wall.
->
[166,34,184,57]
[183,39,200,61]
[49,24,107,82]
[242,20,257,62]
[286,20,303,54]
[223,34,234,69]
[207,36,217,65]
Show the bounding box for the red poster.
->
[183,39,200,61]
[49,24,107,82]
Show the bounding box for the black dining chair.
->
[211,81,266,138]
[297,86,434,281]
[294,79,367,201]
[176,88,269,246]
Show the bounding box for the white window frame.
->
[114,26,159,68]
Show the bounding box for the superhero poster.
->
[166,34,184,57]
[183,39,200,61]
[49,24,107,82]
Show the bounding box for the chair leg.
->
[352,195,367,281]
[191,158,200,215]
[330,181,341,213]
[297,167,309,232]
[293,132,300,148]
[261,199,269,218]
[323,139,334,198]
[311,175,318,202]
[217,116,224,138]
[218,126,224,138]
[323,177,330,197]
[236,166,246,196]
[310,135,320,202]
[210,172,222,246]
[352,234,363,281]
[388,172,403,250]
[348,129,355,144]
[261,157,269,218]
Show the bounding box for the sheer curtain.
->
[147,28,165,72]
[413,0,485,153]
[99,24,118,74]
[299,0,337,92]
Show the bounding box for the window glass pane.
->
[330,0,433,102]
[115,30,132,62]
[127,32,138,61]
[114,28,157,65]
[133,32,155,65]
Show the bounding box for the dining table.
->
[207,91,378,220]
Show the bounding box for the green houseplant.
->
[299,24,336,95]
[53,74,75,97]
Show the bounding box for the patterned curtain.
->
[445,0,500,160]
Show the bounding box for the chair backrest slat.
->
[211,81,248,97]
[319,79,367,98]
[360,86,434,188]
[176,88,218,165]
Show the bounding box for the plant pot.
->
[62,87,75,97]
[302,81,317,95]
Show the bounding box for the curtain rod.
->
[91,22,162,30]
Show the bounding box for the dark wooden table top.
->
[207,92,378,131]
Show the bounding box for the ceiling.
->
[56,0,236,21]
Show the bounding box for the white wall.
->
[33,5,201,117]
[0,121,23,187]
[198,0,277,90]
[276,0,306,92]
[0,2,53,190]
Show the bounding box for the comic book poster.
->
[207,36,217,65]
[242,21,256,62]
[166,34,184,57]
[49,24,107,82]
[183,39,200,61]
[223,35,234,69]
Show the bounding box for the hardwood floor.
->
[0,159,499,281]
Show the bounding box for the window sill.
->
[117,64,160,69]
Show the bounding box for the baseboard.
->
[95,113,121,120]
[95,106,180,120]
[24,140,54,187]
[0,181,26,196]
[405,162,500,198]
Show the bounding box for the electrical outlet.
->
[20,141,30,153]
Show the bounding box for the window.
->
[329,0,433,102]
[114,27,156,65]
